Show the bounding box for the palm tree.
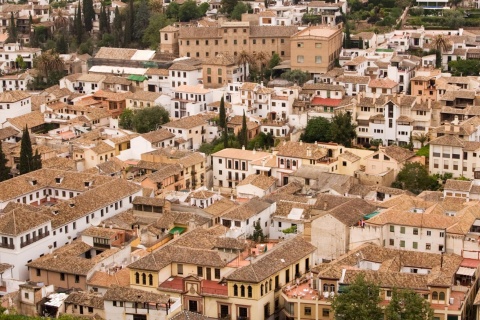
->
[34,50,65,81]
[236,50,253,82]
[53,9,69,32]
[432,35,448,69]
[253,51,269,82]
[412,132,429,148]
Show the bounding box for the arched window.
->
[148,274,153,286]
[100,156,103,161]
[240,285,245,297]
[265,281,268,293]
[323,284,328,292]
[280,159,284,165]
[439,292,445,301]
[330,284,335,292]
[287,160,291,168]
[135,272,139,284]
[292,160,297,167]
[142,273,146,285]
[269,279,272,291]
[432,291,438,300]
[233,284,238,296]
[248,285,252,298]
[260,284,264,296]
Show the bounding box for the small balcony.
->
[237,317,249,320]
[218,314,231,320]
[0,242,14,250]
[20,231,50,248]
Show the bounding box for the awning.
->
[169,226,186,235]
[457,267,476,277]
[364,211,380,220]
[127,74,147,82]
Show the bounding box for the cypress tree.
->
[7,12,17,43]
[99,4,108,35]
[113,6,122,47]
[124,0,134,46]
[0,141,10,182]
[219,96,228,148]
[33,149,42,170]
[83,0,94,32]
[344,22,351,49]
[75,4,83,44]
[19,126,34,174]
[238,111,248,148]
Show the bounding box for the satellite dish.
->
[91,217,101,227]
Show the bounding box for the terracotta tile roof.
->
[237,174,276,190]
[97,159,124,175]
[335,75,370,85]
[91,142,115,154]
[382,145,415,163]
[163,114,212,130]
[103,75,132,86]
[311,97,342,107]
[64,292,104,309]
[276,141,328,160]
[140,129,175,143]
[302,83,344,92]
[171,311,210,320]
[127,91,162,102]
[250,25,298,37]
[367,208,457,230]
[203,198,238,217]
[0,126,19,140]
[221,197,272,220]
[27,240,118,275]
[204,53,236,66]
[369,78,398,89]
[87,268,131,288]
[95,48,137,60]
[6,111,45,130]
[338,150,360,163]
[143,164,183,183]
[103,286,170,303]
[0,204,51,236]
[146,68,169,76]
[226,236,315,283]
[190,190,215,199]
[49,178,141,228]
[0,90,30,102]
[81,226,118,238]
[441,89,475,101]
[444,179,472,192]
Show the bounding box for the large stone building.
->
[160,22,298,60]
[290,24,343,75]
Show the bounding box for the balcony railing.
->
[20,231,50,248]
[0,243,14,250]
[218,314,231,320]
[237,317,249,320]
[93,242,110,249]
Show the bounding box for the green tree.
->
[55,33,68,54]
[432,34,448,69]
[219,96,227,130]
[385,289,434,320]
[132,106,170,133]
[330,112,357,147]
[33,50,65,85]
[15,55,26,69]
[220,0,238,16]
[198,2,210,16]
[412,132,429,148]
[301,117,332,143]
[179,0,201,22]
[230,2,249,20]
[392,162,440,194]
[119,108,134,130]
[448,59,480,76]
[358,36,364,49]
[99,4,109,36]
[113,6,122,47]
[134,0,150,41]
[344,22,351,49]
[331,273,382,320]
[33,149,42,171]
[238,111,248,148]
[143,14,173,49]
[265,52,281,79]
[166,2,180,20]
[74,4,83,44]
[370,138,383,150]
[280,69,309,85]
[124,0,134,46]
[247,132,274,150]
[7,12,17,43]
[236,50,253,81]
[83,0,94,32]
[0,141,10,182]
[19,126,34,175]
[252,220,265,242]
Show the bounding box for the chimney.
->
[300,140,303,146]
[242,145,245,150]
[323,201,327,210]
[445,124,450,132]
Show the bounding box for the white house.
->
[236,174,276,198]
[0,90,31,125]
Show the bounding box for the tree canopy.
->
[391,162,440,194]
[448,59,480,76]
[385,289,434,320]
[330,112,357,147]
[331,273,383,320]
[300,117,332,143]
[0,141,10,182]
[19,127,35,175]
[119,107,170,133]
[280,69,310,85]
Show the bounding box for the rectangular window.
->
[296,55,304,63]
[177,264,183,275]
[400,226,405,234]
[304,307,311,315]
[389,239,394,246]
[390,225,394,232]
[400,240,405,248]
[427,230,431,236]
[413,228,418,235]
[315,56,322,64]
[322,309,330,317]
[197,266,203,277]
[215,268,221,279]
[426,243,431,250]
[75,275,80,283]
[413,242,418,249]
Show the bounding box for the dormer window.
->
[55,176,63,184]
[52,209,59,215]
[29,179,37,186]
[84,181,92,188]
